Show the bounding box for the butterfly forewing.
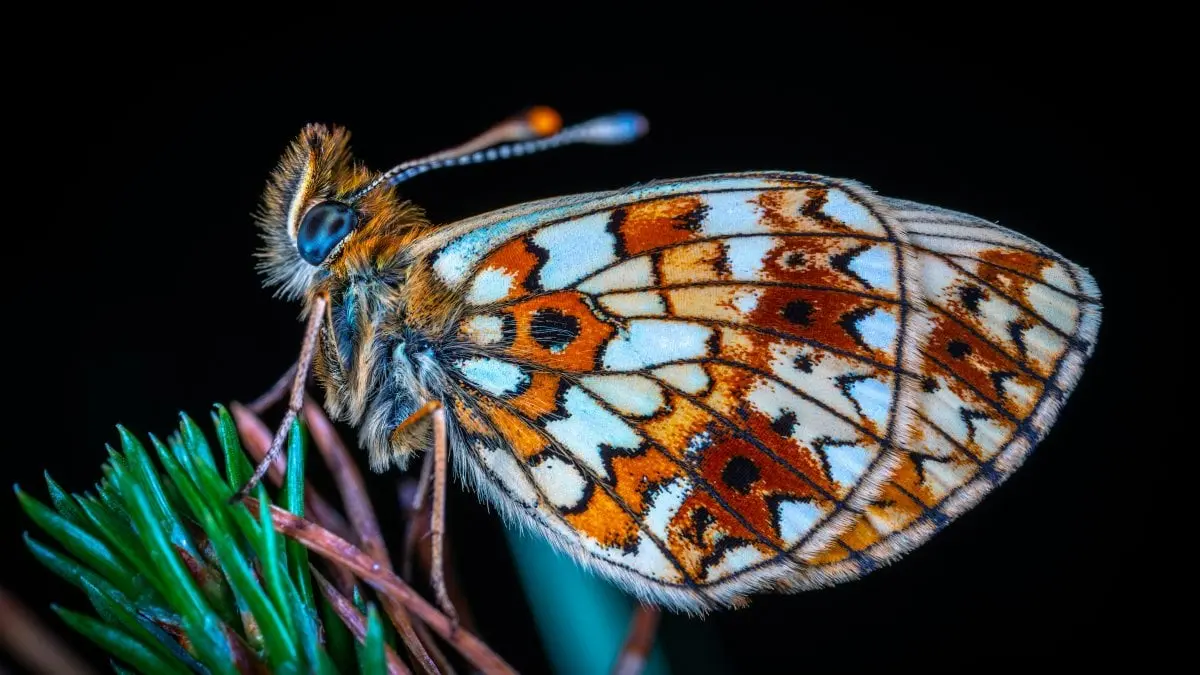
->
[409,173,1047,612]
[362,167,1099,612]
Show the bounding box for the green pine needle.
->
[18,406,376,674]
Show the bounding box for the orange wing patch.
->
[615,196,707,255]
[505,292,615,372]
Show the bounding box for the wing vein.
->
[452,380,714,598]
[923,250,1075,342]
[913,245,1099,304]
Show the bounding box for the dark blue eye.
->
[297,201,357,264]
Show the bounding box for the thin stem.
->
[230,402,353,542]
[231,401,357,595]
[312,569,411,675]
[247,499,517,675]
[398,479,477,634]
[302,398,440,675]
[611,606,661,675]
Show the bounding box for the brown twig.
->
[611,605,661,675]
[246,498,517,675]
[230,401,353,542]
[0,585,97,675]
[246,361,298,415]
[312,569,411,675]
[230,401,357,595]
[302,398,441,675]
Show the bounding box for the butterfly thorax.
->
[311,221,473,472]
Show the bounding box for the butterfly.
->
[238,106,1102,617]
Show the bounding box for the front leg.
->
[232,294,327,502]
[394,400,460,630]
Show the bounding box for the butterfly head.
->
[255,123,428,300]
[255,109,650,301]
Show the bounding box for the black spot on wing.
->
[783,300,814,326]
[687,506,716,546]
[531,308,581,352]
[947,340,972,359]
[769,410,797,438]
[990,371,1018,400]
[959,285,987,315]
[1008,319,1031,358]
[721,456,761,495]
[523,235,551,292]
[680,202,709,231]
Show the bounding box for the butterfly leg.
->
[232,294,327,502]
[393,400,460,631]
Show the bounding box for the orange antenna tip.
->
[526,106,563,137]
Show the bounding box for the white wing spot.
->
[576,256,654,294]
[580,374,665,417]
[724,236,775,279]
[466,267,516,305]
[602,320,713,371]
[822,443,872,486]
[821,189,885,235]
[476,441,537,506]
[704,543,768,582]
[652,363,711,394]
[529,456,588,511]
[532,212,618,289]
[776,499,825,545]
[544,386,642,480]
[698,192,768,236]
[845,377,891,427]
[846,244,898,292]
[599,291,667,317]
[462,315,505,346]
[855,307,898,352]
[454,357,528,396]
[643,477,691,540]
[730,288,763,314]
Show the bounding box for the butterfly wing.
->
[414,172,1100,613]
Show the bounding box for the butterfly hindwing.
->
[420,173,1099,612]
[793,197,1102,586]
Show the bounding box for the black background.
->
[6,11,1173,673]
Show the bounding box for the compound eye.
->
[296,200,357,265]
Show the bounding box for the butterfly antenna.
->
[349,107,649,203]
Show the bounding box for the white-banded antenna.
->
[349,107,649,203]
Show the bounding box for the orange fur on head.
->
[253,123,432,301]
